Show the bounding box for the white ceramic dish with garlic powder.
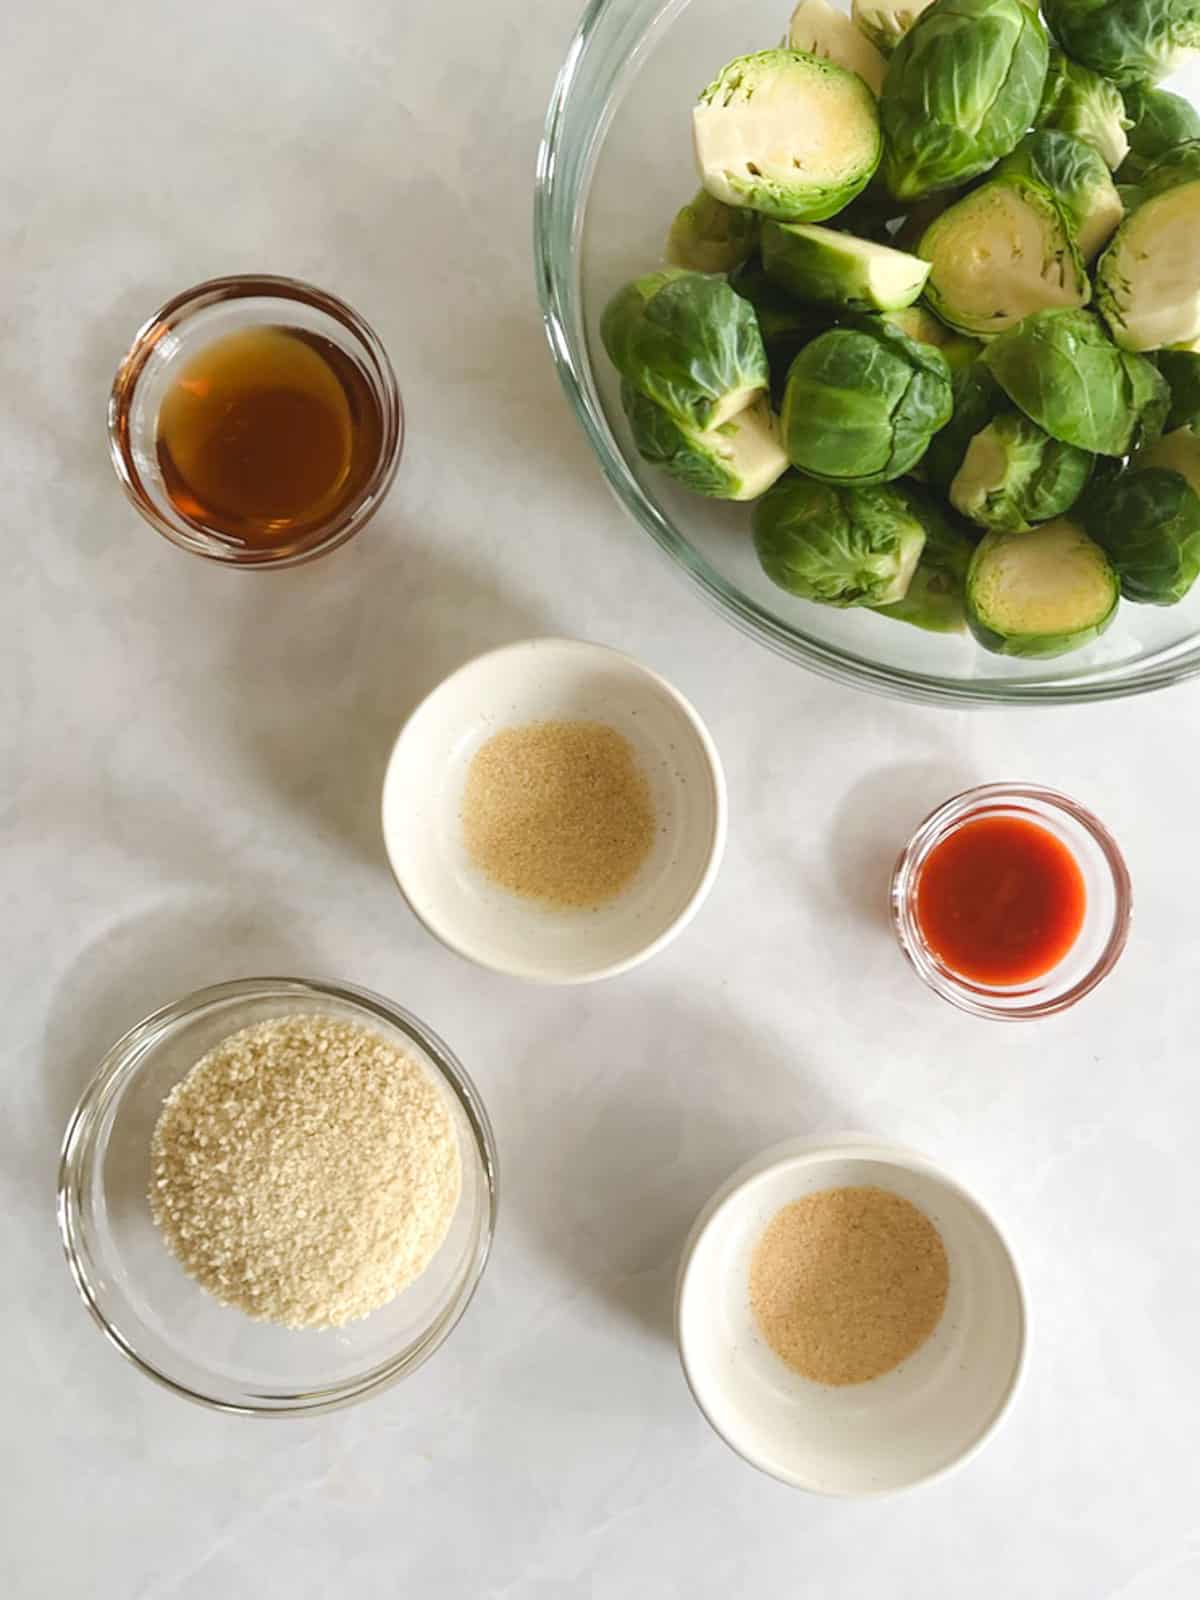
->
[381,637,726,983]
[675,1136,1027,1496]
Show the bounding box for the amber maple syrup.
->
[155,324,384,549]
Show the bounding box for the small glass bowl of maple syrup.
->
[891,784,1132,1020]
[108,275,402,567]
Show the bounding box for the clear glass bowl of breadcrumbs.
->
[57,978,497,1415]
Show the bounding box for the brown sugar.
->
[749,1185,949,1386]
[461,720,656,908]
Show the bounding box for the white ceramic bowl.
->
[675,1137,1027,1495]
[381,638,726,983]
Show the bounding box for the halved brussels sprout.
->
[852,0,935,54]
[1118,84,1200,182]
[665,191,758,275]
[1157,348,1200,431]
[1082,464,1200,602]
[753,474,926,604]
[982,309,1168,455]
[1036,48,1131,171]
[966,518,1120,656]
[601,271,768,430]
[621,384,788,501]
[880,0,1049,203]
[693,50,881,221]
[996,130,1123,261]
[950,411,1093,530]
[873,487,976,630]
[761,221,930,311]
[779,318,953,484]
[1042,0,1200,89]
[918,174,1089,336]
[788,0,887,94]
[1095,155,1200,350]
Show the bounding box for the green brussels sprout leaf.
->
[1157,347,1200,431]
[753,475,927,604]
[1036,47,1131,171]
[780,318,953,484]
[981,309,1168,454]
[880,0,1049,203]
[601,271,769,430]
[1082,464,1200,602]
[1118,84,1200,182]
[1042,0,1200,89]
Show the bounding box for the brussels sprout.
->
[852,0,936,55]
[761,221,930,311]
[1095,155,1200,350]
[880,0,1049,203]
[753,475,927,604]
[996,131,1123,262]
[917,174,1089,336]
[693,50,881,222]
[1036,48,1131,171]
[788,0,888,94]
[923,364,1004,489]
[779,318,953,484]
[982,309,1168,455]
[1157,347,1200,430]
[1081,464,1200,602]
[1136,421,1200,492]
[883,306,981,378]
[873,488,976,630]
[966,518,1120,656]
[1041,0,1200,88]
[950,411,1093,530]
[601,271,768,430]
[621,384,788,501]
[665,191,758,275]
[1118,84,1200,181]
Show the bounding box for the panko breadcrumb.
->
[149,1014,461,1330]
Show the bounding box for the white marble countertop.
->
[6,2,1200,1595]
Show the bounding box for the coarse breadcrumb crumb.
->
[148,1014,461,1330]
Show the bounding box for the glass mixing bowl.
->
[58,978,497,1416]
[535,0,1200,706]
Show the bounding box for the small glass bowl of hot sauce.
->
[891,784,1131,1019]
[108,275,402,567]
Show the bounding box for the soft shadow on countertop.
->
[830,760,980,932]
[221,544,552,870]
[37,890,315,1176]
[503,991,860,1345]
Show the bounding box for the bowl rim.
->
[890,782,1133,1019]
[532,0,1200,707]
[57,975,499,1417]
[673,1134,1029,1496]
[379,635,728,984]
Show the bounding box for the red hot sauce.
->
[915,816,1086,986]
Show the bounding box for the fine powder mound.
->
[149,1015,462,1330]
[748,1185,949,1386]
[461,719,656,909]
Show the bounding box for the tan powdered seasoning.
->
[749,1185,949,1385]
[149,1015,461,1330]
[462,719,655,908]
